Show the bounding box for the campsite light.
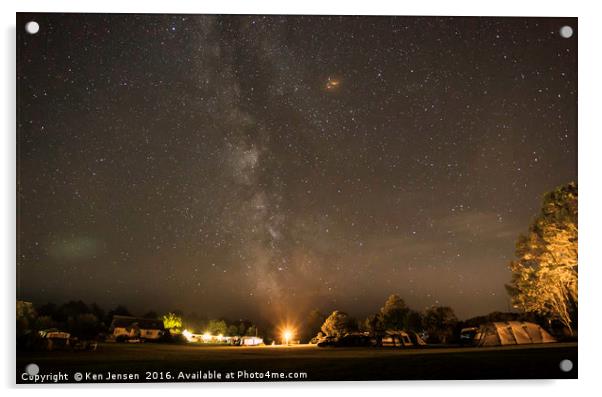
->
[283,329,293,345]
[217,334,224,342]
[182,329,193,342]
[201,332,212,342]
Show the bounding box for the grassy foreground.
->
[17,342,577,383]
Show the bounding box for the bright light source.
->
[217,334,223,341]
[182,329,193,342]
[283,329,294,345]
[201,332,212,342]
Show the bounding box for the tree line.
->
[161,311,258,337]
[16,300,259,342]
[298,295,459,344]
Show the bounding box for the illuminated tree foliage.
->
[321,310,354,338]
[162,312,183,333]
[506,182,578,334]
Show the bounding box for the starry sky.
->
[17,14,577,322]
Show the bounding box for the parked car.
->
[316,336,338,347]
[37,329,71,351]
[380,330,415,347]
[459,327,479,346]
[336,333,373,347]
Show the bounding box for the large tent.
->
[475,321,556,346]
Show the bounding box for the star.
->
[325,77,341,90]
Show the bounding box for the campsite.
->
[15,12,579,385]
[17,297,578,383]
[17,341,577,382]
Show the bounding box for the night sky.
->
[17,14,577,322]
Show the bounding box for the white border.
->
[3,1,601,396]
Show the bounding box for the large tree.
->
[363,313,384,336]
[245,325,257,336]
[106,305,131,324]
[227,324,239,337]
[506,182,578,334]
[423,306,457,343]
[321,311,353,338]
[207,319,228,336]
[380,294,409,330]
[406,310,424,332]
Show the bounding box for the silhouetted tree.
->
[207,319,228,336]
[143,311,158,319]
[89,303,106,327]
[181,312,207,332]
[34,315,56,331]
[227,325,239,336]
[106,305,131,324]
[57,300,90,322]
[35,302,58,319]
[68,313,101,339]
[363,313,384,336]
[380,294,409,330]
[406,310,423,332]
[423,306,458,343]
[245,325,258,336]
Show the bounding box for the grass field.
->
[17,342,577,383]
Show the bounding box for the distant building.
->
[110,315,165,340]
[240,336,264,346]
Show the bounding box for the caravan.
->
[380,330,427,347]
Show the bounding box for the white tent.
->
[475,321,556,346]
[240,336,264,346]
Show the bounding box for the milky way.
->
[17,14,577,321]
